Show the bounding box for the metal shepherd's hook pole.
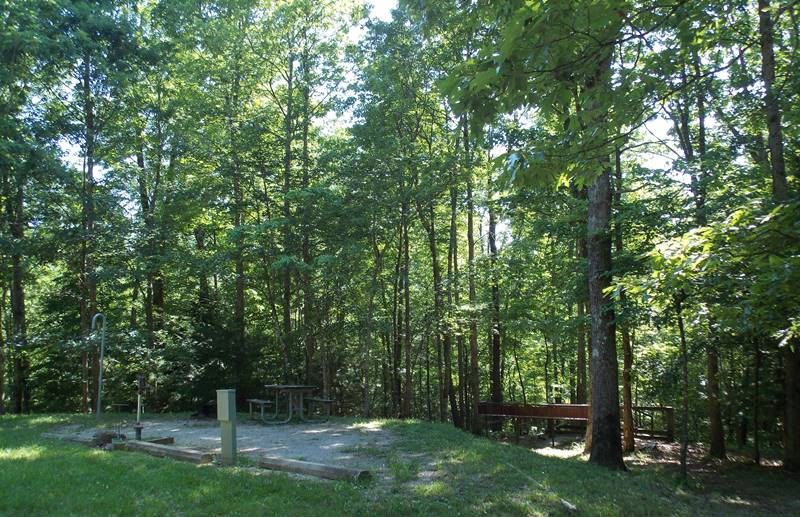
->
[92,313,106,419]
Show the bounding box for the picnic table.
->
[261,384,317,424]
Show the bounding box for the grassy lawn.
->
[1,414,797,516]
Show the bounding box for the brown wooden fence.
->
[477,402,674,441]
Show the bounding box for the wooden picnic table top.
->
[263,384,317,391]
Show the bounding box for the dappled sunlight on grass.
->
[349,419,389,432]
[0,444,45,461]
[412,480,452,497]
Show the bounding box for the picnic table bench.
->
[246,398,274,421]
[305,397,334,421]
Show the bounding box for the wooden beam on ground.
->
[257,456,371,482]
[145,436,175,445]
[123,440,213,464]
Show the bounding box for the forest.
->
[1,0,799,479]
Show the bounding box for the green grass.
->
[1,414,797,516]
[387,454,420,482]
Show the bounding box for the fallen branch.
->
[123,440,213,464]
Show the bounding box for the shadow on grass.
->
[376,419,799,516]
[3,414,798,516]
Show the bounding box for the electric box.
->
[217,389,236,422]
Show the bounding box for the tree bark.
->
[587,166,625,470]
[758,0,790,201]
[758,0,799,472]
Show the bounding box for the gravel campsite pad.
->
[50,418,398,474]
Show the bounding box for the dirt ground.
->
[505,432,800,515]
[50,417,395,471]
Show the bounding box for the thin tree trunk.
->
[488,186,502,407]
[227,63,246,382]
[613,149,635,454]
[300,52,316,385]
[753,335,761,465]
[464,120,481,435]
[402,202,412,418]
[419,199,449,423]
[81,50,97,414]
[758,0,790,201]
[512,339,526,404]
[282,52,295,382]
[392,228,402,416]
[8,172,28,413]
[450,177,466,428]
[675,294,689,480]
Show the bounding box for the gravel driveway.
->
[51,418,395,470]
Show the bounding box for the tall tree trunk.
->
[450,176,466,428]
[753,335,761,465]
[587,166,625,470]
[693,57,726,460]
[613,149,635,454]
[81,50,97,414]
[392,229,402,416]
[402,201,412,418]
[282,53,295,382]
[8,172,28,413]
[227,62,246,385]
[488,185,502,409]
[300,54,316,385]
[573,185,589,406]
[464,121,481,434]
[676,294,690,479]
[758,0,790,201]
[422,202,454,424]
[758,0,798,471]
[363,235,383,418]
